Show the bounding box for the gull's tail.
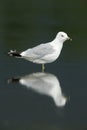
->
[8,50,21,57]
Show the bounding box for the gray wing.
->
[22,43,55,59]
[32,43,54,55]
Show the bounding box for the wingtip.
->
[8,50,16,56]
[7,77,20,84]
[8,50,21,57]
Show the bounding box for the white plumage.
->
[8,31,71,70]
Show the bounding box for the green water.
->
[0,0,87,130]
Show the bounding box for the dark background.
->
[0,0,87,129]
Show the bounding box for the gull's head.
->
[56,31,71,43]
[55,95,67,107]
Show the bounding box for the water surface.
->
[0,0,87,130]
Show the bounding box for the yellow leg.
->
[42,64,45,72]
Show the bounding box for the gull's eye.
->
[61,34,64,37]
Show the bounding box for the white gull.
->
[8,31,71,71]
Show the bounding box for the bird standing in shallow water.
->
[8,31,72,71]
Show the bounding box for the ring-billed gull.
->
[8,31,72,71]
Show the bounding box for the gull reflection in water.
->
[8,72,68,107]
